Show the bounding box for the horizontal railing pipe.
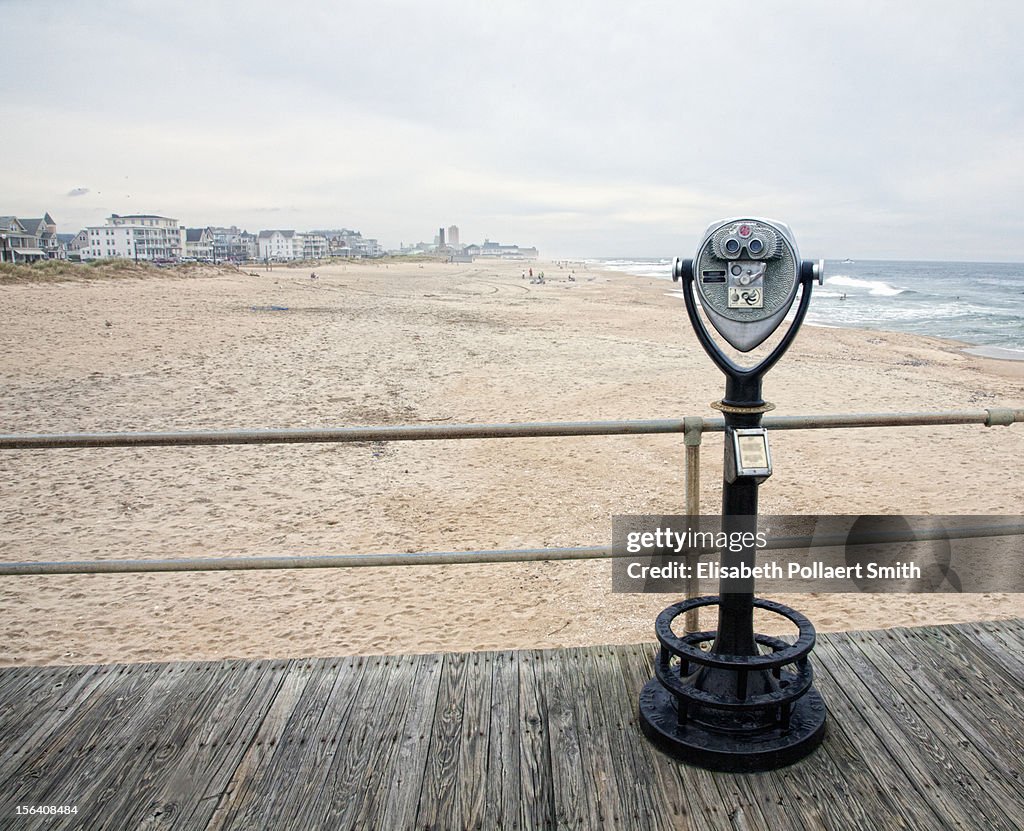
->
[0,420,688,450]
[757,408,1024,431]
[0,409,1020,451]
[0,546,611,576]
[2,524,1020,577]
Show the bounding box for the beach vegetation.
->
[0,258,238,284]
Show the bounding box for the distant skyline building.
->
[447,224,459,247]
[438,226,446,248]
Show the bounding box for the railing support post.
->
[683,416,703,632]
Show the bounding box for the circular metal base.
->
[639,678,827,772]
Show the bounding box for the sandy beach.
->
[0,258,1021,667]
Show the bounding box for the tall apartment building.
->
[447,225,459,247]
[82,214,184,261]
[302,233,328,259]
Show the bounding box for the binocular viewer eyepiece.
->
[714,221,780,261]
[673,217,823,353]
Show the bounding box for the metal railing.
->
[0,407,1021,580]
[1,408,1019,451]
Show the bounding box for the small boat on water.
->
[842,258,855,264]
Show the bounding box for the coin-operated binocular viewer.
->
[638,218,827,771]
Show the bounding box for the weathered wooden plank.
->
[455,650,494,830]
[614,643,705,831]
[583,644,676,831]
[377,653,443,831]
[807,640,952,830]
[481,650,521,831]
[294,654,400,829]
[215,658,354,830]
[0,665,85,740]
[82,660,285,829]
[85,661,281,829]
[955,621,1024,682]
[0,664,106,782]
[570,647,624,829]
[0,663,150,781]
[338,654,428,830]
[819,634,1016,830]
[615,643,730,831]
[517,649,554,831]
[977,617,1024,641]
[0,662,193,820]
[204,659,308,830]
[137,659,287,830]
[414,651,469,830]
[764,653,917,831]
[858,628,1024,802]
[907,622,1024,703]
[543,646,602,830]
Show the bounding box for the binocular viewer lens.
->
[722,235,766,258]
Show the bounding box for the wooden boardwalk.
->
[2,619,1024,830]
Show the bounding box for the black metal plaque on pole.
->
[638,218,828,771]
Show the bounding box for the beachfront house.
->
[18,214,61,259]
[184,227,214,261]
[359,238,383,257]
[0,216,46,263]
[65,230,89,261]
[257,230,303,261]
[56,233,78,260]
[210,226,257,262]
[313,228,380,258]
[82,214,185,261]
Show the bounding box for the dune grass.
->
[0,259,237,284]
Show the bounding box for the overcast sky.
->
[4,1,1023,260]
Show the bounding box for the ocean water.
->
[596,258,1024,359]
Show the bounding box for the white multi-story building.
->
[258,230,303,261]
[82,214,184,261]
[303,233,328,259]
[358,238,383,257]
